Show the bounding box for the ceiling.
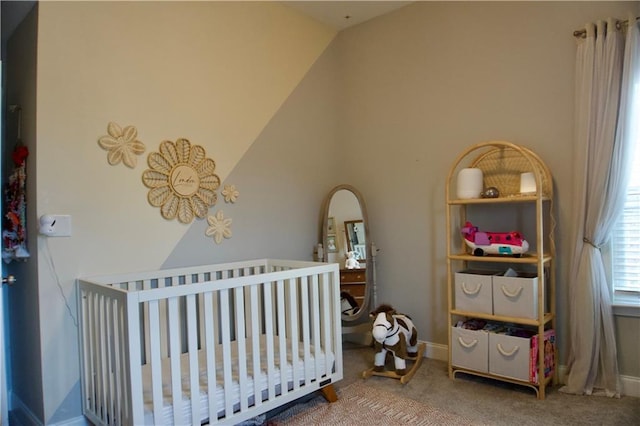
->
[283,1,412,30]
[1,1,410,46]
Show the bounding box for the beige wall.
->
[17,1,336,422]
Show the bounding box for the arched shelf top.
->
[446,141,553,202]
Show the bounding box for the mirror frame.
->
[320,184,372,322]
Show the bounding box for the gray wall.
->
[333,1,639,376]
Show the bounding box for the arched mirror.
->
[320,184,373,323]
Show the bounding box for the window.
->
[610,79,640,308]
[611,163,640,295]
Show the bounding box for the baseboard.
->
[620,374,640,398]
[10,391,43,426]
[419,339,448,362]
[11,392,89,426]
[426,341,640,398]
[50,415,89,426]
[558,364,568,384]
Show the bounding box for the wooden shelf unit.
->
[445,141,557,399]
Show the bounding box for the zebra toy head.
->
[370,304,398,344]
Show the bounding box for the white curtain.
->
[562,16,640,397]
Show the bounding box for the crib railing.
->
[78,259,342,426]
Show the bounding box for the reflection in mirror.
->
[345,220,366,260]
[320,184,373,324]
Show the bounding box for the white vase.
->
[520,172,537,194]
[456,168,483,199]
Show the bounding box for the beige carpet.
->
[271,381,481,425]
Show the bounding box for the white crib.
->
[77,259,342,425]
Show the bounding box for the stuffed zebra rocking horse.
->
[362,304,425,384]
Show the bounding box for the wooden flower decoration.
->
[206,210,232,244]
[222,184,239,203]
[142,138,220,224]
[98,122,146,168]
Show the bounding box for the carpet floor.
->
[270,380,482,425]
[265,342,640,426]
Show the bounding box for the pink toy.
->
[461,221,529,256]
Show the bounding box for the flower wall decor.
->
[142,138,221,224]
[206,210,232,244]
[98,122,146,168]
[222,184,239,203]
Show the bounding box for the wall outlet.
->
[39,215,72,237]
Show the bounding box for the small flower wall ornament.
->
[222,184,239,203]
[206,210,232,244]
[142,138,221,224]
[98,122,146,168]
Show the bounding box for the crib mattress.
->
[141,335,334,425]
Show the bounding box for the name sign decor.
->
[142,138,220,224]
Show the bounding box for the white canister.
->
[520,172,537,194]
[456,168,484,199]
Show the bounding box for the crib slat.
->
[97,295,108,422]
[321,272,333,378]
[310,274,322,382]
[288,279,300,391]
[263,281,276,400]
[235,287,249,412]
[119,297,133,425]
[159,278,169,359]
[276,280,287,396]
[85,292,96,414]
[148,300,164,425]
[243,268,253,339]
[126,292,145,425]
[104,296,115,423]
[186,293,200,426]
[250,284,262,409]
[111,299,124,425]
[142,279,153,366]
[203,291,217,424]
[220,289,234,419]
[168,296,185,425]
[300,277,311,386]
[333,269,344,379]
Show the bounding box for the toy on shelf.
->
[362,304,425,384]
[461,221,529,257]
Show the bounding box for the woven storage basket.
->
[468,143,552,198]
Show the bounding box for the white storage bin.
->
[488,332,531,382]
[492,272,538,319]
[455,270,495,314]
[451,327,488,373]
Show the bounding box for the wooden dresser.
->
[340,268,366,306]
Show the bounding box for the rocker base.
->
[362,342,425,384]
